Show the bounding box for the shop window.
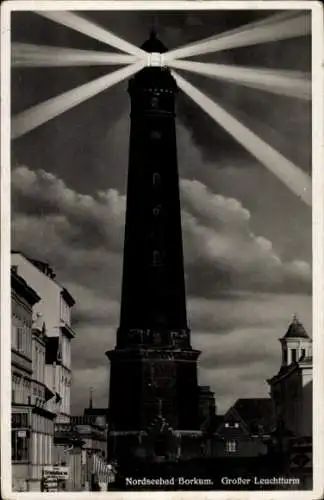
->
[12,428,29,461]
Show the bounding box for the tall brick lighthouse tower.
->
[106,32,201,465]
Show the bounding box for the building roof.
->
[141,30,168,53]
[283,315,310,339]
[231,398,275,433]
[61,287,75,307]
[12,250,76,306]
[29,258,56,279]
[11,266,41,305]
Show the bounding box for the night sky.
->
[11,8,312,415]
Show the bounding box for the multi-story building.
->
[11,266,40,491]
[11,251,75,423]
[12,251,77,491]
[29,324,58,491]
[71,397,110,490]
[268,315,313,438]
[11,264,62,491]
[267,315,313,487]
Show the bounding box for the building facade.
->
[29,325,57,491]
[267,316,313,439]
[11,251,77,491]
[267,316,313,487]
[11,267,40,491]
[107,32,204,466]
[11,251,75,423]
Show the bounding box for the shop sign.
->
[43,466,69,480]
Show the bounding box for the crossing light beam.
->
[147,52,165,67]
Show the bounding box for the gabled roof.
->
[12,250,76,306]
[11,267,40,305]
[283,315,310,339]
[216,406,250,436]
[231,398,275,433]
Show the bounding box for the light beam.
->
[172,71,311,206]
[12,61,145,140]
[168,60,311,100]
[12,43,139,68]
[169,11,299,55]
[36,11,147,59]
[164,12,310,62]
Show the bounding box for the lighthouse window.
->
[153,206,161,217]
[151,131,162,140]
[152,251,162,267]
[151,96,159,109]
[153,172,161,187]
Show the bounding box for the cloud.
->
[180,179,311,296]
[12,165,126,252]
[188,292,312,335]
[11,165,311,415]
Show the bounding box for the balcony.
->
[60,321,75,339]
